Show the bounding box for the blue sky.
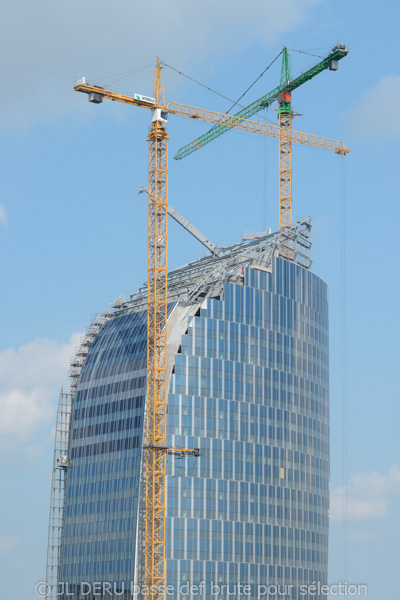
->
[0,1,399,598]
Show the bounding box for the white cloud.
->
[0,534,19,555]
[0,205,7,227]
[349,74,400,138]
[0,0,321,129]
[0,333,81,454]
[330,464,400,521]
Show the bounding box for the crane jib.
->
[173,45,349,161]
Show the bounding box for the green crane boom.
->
[173,44,349,160]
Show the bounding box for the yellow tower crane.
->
[74,58,349,600]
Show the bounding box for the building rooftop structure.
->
[114,218,312,315]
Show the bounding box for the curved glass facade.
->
[59,256,329,600]
[165,259,329,600]
[60,310,149,596]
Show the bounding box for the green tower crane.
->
[174,44,349,234]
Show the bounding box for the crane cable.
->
[161,60,243,105]
[287,48,325,59]
[86,63,154,87]
[161,53,283,127]
[218,50,283,116]
[340,155,349,581]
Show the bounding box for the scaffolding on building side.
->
[45,389,73,600]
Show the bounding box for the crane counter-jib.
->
[284,44,349,92]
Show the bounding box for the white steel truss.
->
[45,389,73,600]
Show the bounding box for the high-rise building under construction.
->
[47,220,329,600]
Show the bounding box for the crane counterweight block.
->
[328,60,339,71]
[89,92,103,104]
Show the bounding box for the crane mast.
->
[278,110,292,230]
[278,49,293,259]
[278,48,292,232]
[145,59,169,600]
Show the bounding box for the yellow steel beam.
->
[165,102,350,155]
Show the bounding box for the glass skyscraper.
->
[51,221,329,600]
